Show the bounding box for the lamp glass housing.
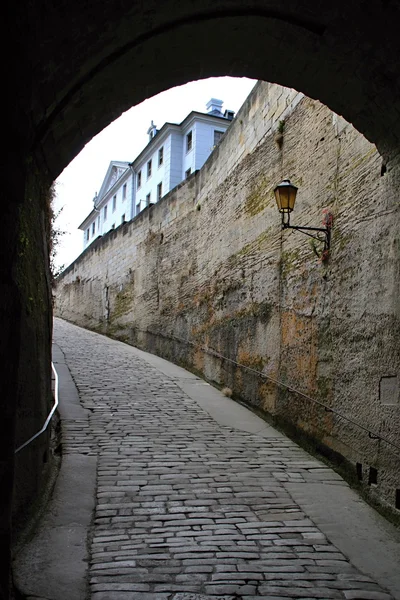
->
[274,179,298,213]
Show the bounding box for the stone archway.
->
[12,1,400,178]
[3,1,400,597]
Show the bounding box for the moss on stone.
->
[111,281,135,320]
[280,248,301,279]
[243,177,273,217]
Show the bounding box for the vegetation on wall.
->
[48,185,65,283]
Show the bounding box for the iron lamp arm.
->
[281,213,331,251]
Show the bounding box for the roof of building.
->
[79,103,234,230]
[129,109,230,170]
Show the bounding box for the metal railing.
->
[15,362,59,454]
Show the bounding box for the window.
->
[157,182,162,201]
[214,130,224,146]
[112,195,117,212]
[186,131,192,152]
[97,215,100,229]
[136,202,141,216]
[158,146,164,166]
[122,183,127,200]
[137,171,142,189]
[368,467,378,486]
[146,193,151,206]
[147,159,152,178]
[121,214,125,223]
[86,228,90,242]
[92,222,95,236]
[185,168,191,179]
[111,223,115,229]
[104,205,107,220]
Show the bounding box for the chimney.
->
[206,98,223,115]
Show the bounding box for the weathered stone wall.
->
[55,81,400,515]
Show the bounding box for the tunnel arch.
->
[27,1,400,179]
[4,3,400,597]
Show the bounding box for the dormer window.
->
[224,109,235,120]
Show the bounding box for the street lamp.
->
[274,179,331,254]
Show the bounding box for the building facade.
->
[79,99,234,250]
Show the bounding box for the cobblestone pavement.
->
[54,319,398,600]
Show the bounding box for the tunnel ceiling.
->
[14,0,400,178]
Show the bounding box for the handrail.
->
[15,362,59,454]
[144,327,400,455]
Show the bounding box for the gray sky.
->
[54,76,257,270]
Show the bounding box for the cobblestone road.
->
[53,319,398,600]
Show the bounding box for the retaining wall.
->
[55,81,400,516]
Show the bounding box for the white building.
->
[79,99,234,250]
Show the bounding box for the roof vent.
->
[206,98,223,115]
[224,109,235,121]
[147,120,158,141]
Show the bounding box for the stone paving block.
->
[343,593,392,600]
[92,594,170,600]
[172,595,234,600]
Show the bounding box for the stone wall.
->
[11,169,54,542]
[55,81,400,516]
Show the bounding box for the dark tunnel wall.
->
[3,1,400,597]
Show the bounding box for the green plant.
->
[49,185,66,282]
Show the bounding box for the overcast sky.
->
[54,76,257,270]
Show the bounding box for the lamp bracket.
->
[281,213,331,253]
